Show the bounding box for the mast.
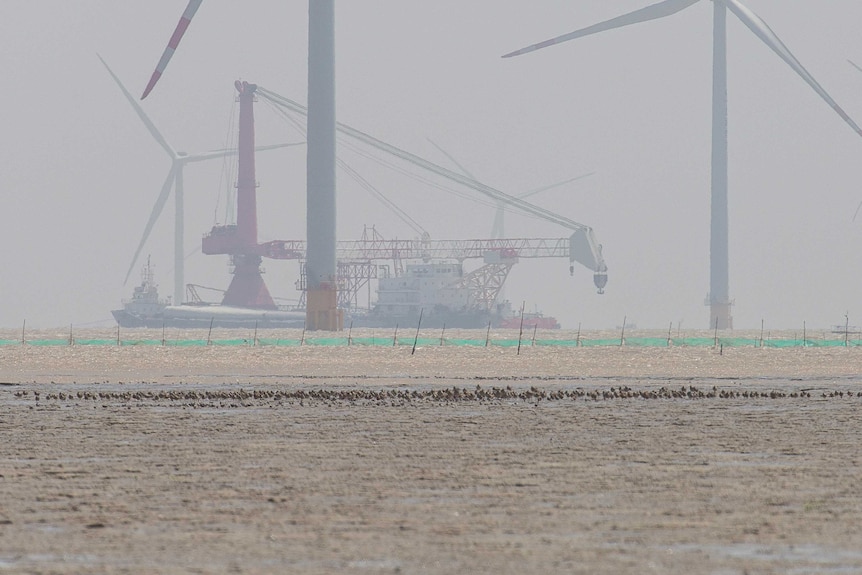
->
[236,80,259,247]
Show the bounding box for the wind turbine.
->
[139,0,340,330]
[503,0,862,329]
[99,55,303,305]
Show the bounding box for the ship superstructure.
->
[362,261,511,328]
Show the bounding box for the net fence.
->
[3,336,859,348]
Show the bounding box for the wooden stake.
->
[411,309,423,356]
[253,321,258,347]
[485,320,492,347]
[347,320,354,346]
[516,301,525,356]
[393,323,399,347]
[207,317,214,346]
[667,321,673,347]
[576,322,581,347]
[440,323,446,347]
[620,316,627,347]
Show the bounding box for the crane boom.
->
[256,87,607,291]
[337,237,564,261]
[257,237,572,261]
[261,235,600,279]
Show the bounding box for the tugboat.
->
[111,257,172,327]
[498,310,561,330]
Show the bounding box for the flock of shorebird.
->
[11,384,861,407]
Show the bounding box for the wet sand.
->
[1,329,861,573]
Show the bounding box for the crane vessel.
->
[113,82,607,329]
[113,230,590,329]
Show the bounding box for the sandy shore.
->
[2,330,861,573]
[5,331,862,383]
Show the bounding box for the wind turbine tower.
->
[305,0,341,330]
[140,0,342,330]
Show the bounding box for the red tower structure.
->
[202,81,277,310]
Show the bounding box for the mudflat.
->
[1,329,861,573]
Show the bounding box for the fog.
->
[2,0,861,330]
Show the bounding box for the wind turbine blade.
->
[426,138,479,180]
[849,60,862,74]
[255,142,306,153]
[502,0,700,58]
[183,142,305,164]
[426,139,504,237]
[725,0,862,137]
[141,0,204,99]
[124,165,177,284]
[517,172,595,200]
[98,54,177,159]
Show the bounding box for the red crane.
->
[201,81,281,310]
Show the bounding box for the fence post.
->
[411,310,423,355]
[516,302,525,355]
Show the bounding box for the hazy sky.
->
[3,0,862,330]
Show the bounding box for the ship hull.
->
[498,317,561,330]
[112,305,306,329]
[347,310,501,330]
